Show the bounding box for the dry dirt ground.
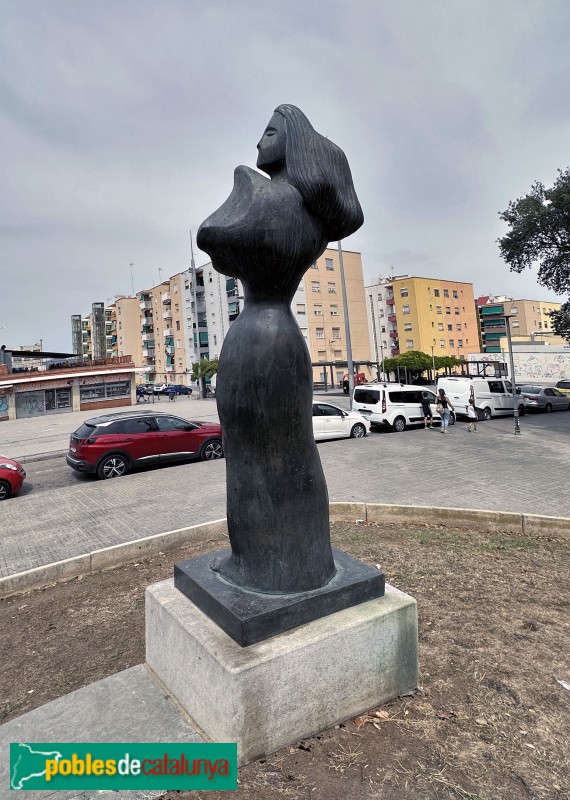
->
[1,521,569,800]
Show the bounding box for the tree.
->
[191,357,219,398]
[498,168,570,342]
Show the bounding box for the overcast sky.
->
[2,0,570,351]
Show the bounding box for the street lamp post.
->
[338,241,355,408]
[431,345,436,388]
[504,315,521,435]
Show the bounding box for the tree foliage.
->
[191,357,219,381]
[498,168,570,341]
[383,351,462,379]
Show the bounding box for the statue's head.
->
[256,104,364,242]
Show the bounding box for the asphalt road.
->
[1,400,569,579]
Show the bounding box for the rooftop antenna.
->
[158,267,163,285]
[130,262,135,296]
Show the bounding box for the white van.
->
[352,383,452,432]
[437,377,525,420]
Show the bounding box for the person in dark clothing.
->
[421,391,434,429]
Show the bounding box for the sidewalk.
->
[0,395,220,462]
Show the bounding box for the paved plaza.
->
[0,394,569,579]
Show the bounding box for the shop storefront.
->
[15,386,72,419]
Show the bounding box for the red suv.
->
[0,456,26,500]
[66,411,223,479]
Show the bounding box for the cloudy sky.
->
[2,0,570,351]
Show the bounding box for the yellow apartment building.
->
[389,277,479,359]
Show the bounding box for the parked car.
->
[0,456,26,500]
[555,379,570,397]
[352,383,455,432]
[66,411,223,479]
[312,402,370,440]
[170,384,192,395]
[518,385,570,413]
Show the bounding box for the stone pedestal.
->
[146,579,418,765]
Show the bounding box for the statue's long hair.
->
[275,104,364,242]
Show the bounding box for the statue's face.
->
[256,112,286,175]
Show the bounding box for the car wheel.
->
[0,480,11,501]
[350,423,367,438]
[200,439,224,461]
[483,407,492,421]
[518,404,526,416]
[97,454,129,479]
[393,416,406,432]
[545,403,553,413]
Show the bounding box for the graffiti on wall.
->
[469,351,570,381]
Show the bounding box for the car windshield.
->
[519,386,542,394]
[354,389,380,404]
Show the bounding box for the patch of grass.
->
[477,536,539,554]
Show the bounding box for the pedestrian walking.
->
[421,391,434,429]
[436,387,454,433]
[166,385,176,402]
[466,397,478,432]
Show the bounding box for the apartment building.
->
[299,248,372,384]
[73,247,372,388]
[477,296,563,351]
[366,276,479,361]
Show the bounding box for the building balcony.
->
[163,310,173,320]
[391,347,400,356]
[165,365,175,373]
[141,333,154,342]
[164,345,175,355]
[386,297,395,306]
[143,349,155,358]
[140,301,152,310]
[163,328,173,336]
[389,330,398,339]
[161,292,171,303]
[388,314,397,324]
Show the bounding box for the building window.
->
[512,321,520,328]
[379,309,384,317]
[314,305,323,316]
[454,307,460,315]
[297,304,306,314]
[402,305,410,314]
[311,281,321,292]
[176,320,180,331]
[325,258,334,270]
[300,327,308,339]
[400,288,408,297]
[456,323,462,331]
[458,339,463,347]
[318,350,326,361]
[440,339,445,348]
[327,282,336,293]
[438,322,444,331]
[316,328,325,339]
[404,322,412,331]
[447,324,453,331]
[445,307,451,315]
[330,305,339,316]
[449,339,455,347]
[436,306,442,315]
[434,289,440,297]
[443,289,449,298]
[213,335,217,345]
[381,325,386,333]
[377,293,382,301]
[453,290,458,299]
[406,339,414,348]
[510,307,518,314]
[332,327,341,339]
[310,262,318,269]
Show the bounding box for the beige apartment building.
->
[74,247,373,389]
[300,248,373,385]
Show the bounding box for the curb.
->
[1,504,568,600]
[15,450,67,464]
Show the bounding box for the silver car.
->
[519,385,570,413]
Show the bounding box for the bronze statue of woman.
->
[197,105,363,595]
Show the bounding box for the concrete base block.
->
[146,579,418,765]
